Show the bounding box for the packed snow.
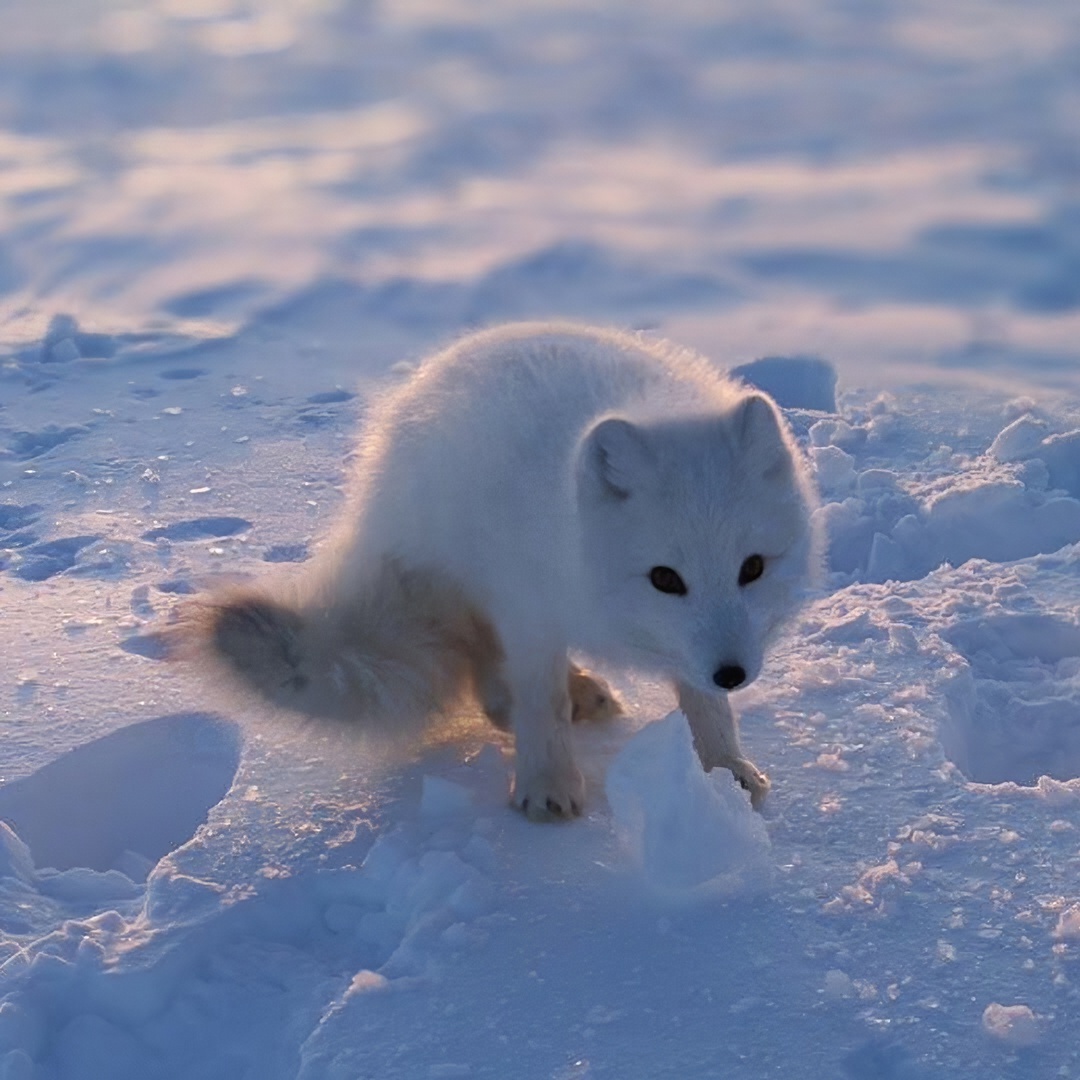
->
[2,0,1080,1077]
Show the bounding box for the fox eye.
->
[738,554,765,586]
[649,566,687,595]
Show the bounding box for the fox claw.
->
[514,766,585,822]
[727,758,770,810]
[516,794,582,821]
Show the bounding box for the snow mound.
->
[812,407,1080,585]
[731,355,838,412]
[604,711,771,897]
[990,416,1080,497]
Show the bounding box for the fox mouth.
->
[600,626,764,692]
[630,649,758,695]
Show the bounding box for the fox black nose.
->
[713,665,746,690]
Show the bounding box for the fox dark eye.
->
[738,554,765,586]
[649,566,687,595]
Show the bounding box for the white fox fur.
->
[189,322,819,820]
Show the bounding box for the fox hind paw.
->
[513,765,585,822]
[569,668,623,723]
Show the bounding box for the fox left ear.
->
[733,394,792,477]
[580,416,654,500]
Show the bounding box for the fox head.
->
[575,392,819,694]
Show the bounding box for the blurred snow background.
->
[3,0,1080,383]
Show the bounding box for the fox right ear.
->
[733,393,791,478]
[580,417,653,499]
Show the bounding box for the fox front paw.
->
[724,757,771,810]
[569,668,624,723]
[512,763,586,822]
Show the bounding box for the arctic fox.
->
[190,323,818,820]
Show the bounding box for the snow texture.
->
[2,1,1080,1077]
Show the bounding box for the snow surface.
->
[2,1,1080,1077]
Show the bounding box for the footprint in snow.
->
[130,583,155,617]
[263,542,308,563]
[941,613,1080,786]
[141,517,251,542]
[0,503,43,532]
[306,389,355,404]
[119,632,173,661]
[156,578,197,594]
[0,713,241,874]
[0,530,41,550]
[8,425,89,460]
[159,367,208,381]
[9,535,100,581]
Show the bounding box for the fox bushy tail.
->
[183,560,496,734]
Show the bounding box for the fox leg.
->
[475,662,513,731]
[676,682,770,809]
[476,655,621,730]
[461,606,512,730]
[502,646,585,821]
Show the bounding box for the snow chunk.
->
[981,1002,1040,1047]
[988,415,1049,463]
[344,969,389,997]
[926,480,1080,567]
[1,1049,34,1080]
[986,417,1080,498]
[867,531,907,583]
[1052,904,1080,941]
[809,417,865,450]
[856,469,897,492]
[730,355,837,412]
[604,712,771,897]
[1041,430,1080,497]
[0,998,43,1059]
[419,776,473,819]
[810,445,856,494]
[0,823,35,883]
[823,969,854,999]
[35,867,141,903]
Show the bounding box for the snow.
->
[605,712,771,898]
[2,0,1080,1077]
[982,1002,1042,1048]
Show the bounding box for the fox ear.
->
[733,394,791,476]
[580,417,653,499]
